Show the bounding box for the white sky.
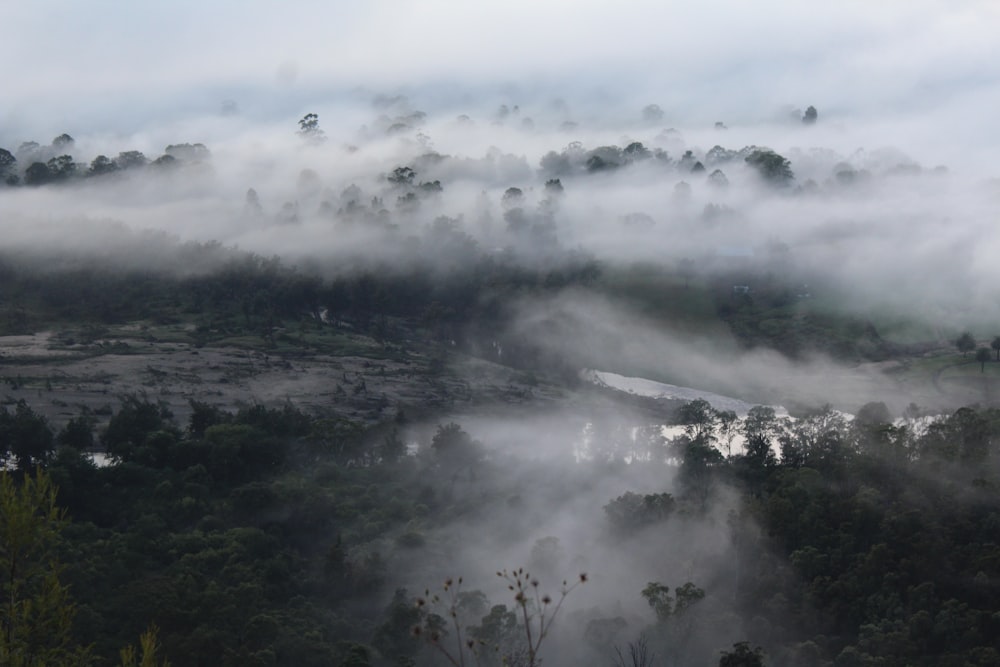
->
[2,0,998,138]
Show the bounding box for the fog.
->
[3,2,1000,664]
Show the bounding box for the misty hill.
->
[1,94,1000,667]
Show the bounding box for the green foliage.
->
[640,582,704,623]
[0,147,15,179]
[297,114,325,144]
[678,399,719,442]
[976,347,991,372]
[0,469,89,666]
[186,400,229,438]
[24,161,53,186]
[371,589,421,664]
[603,491,676,531]
[116,151,148,170]
[56,415,94,452]
[0,401,56,472]
[719,641,765,666]
[336,642,372,667]
[744,149,793,186]
[387,166,415,186]
[89,155,117,176]
[430,423,483,469]
[102,395,177,464]
[1,203,1000,666]
[956,332,976,356]
[119,624,171,667]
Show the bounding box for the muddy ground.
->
[0,328,573,433]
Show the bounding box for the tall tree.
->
[89,155,117,176]
[956,332,976,357]
[119,625,171,667]
[719,642,765,666]
[976,347,991,373]
[0,148,16,184]
[0,401,55,472]
[744,149,793,186]
[46,155,76,182]
[297,113,326,145]
[115,151,148,170]
[23,162,51,186]
[0,469,87,666]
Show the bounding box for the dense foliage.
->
[0,390,998,665]
[2,109,998,666]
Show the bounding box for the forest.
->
[1,80,1000,667]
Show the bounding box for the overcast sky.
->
[2,0,998,139]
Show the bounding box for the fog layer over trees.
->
[2,2,1000,666]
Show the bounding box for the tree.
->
[0,401,56,472]
[46,155,76,182]
[501,187,524,209]
[623,142,651,161]
[678,399,718,442]
[297,113,326,145]
[956,332,976,357]
[387,166,415,186]
[51,134,74,150]
[24,162,52,186]
[336,643,371,667]
[641,582,704,623]
[586,152,619,172]
[430,423,483,470]
[708,169,729,188]
[378,429,406,464]
[119,625,171,667]
[371,589,422,664]
[102,395,177,463]
[244,188,263,217]
[89,155,118,176]
[603,492,675,531]
[0,148,16,184]
[991,336,1000,361]
[150,155,177,169]
[415,571,585,667]
[539,151,572,177]
[802,106,818,124]
[116,151,148,170]
[0,469,87,666]
[496,570,586,667]
[613,635,655,667]
[719,642,765,666]
[15,142,42,167]
[855,401,891,427]
[745,149,793,186]
[975,347,991,373]
[56,416,94,451]
[186,399,229,439]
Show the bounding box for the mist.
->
[2,97,993,407]
[3,2,1000,665]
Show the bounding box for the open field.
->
[0,323,567,432]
